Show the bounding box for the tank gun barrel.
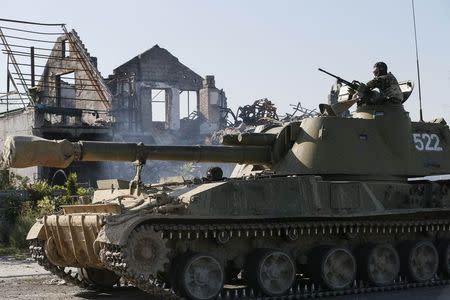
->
[3,136,272,169]
[221,133,277,146]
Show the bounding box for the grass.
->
[0,244,29,259]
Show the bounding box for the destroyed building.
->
[106,44,227,144]
[0,26,112,184]
[34,31,112,138]
[0,20,227,184]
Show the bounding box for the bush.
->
[0,170,92,250]
[36,196,54,216]
[65,173,77,196]
[9,202,38,249]
[28,180,52,203]
[76,186,92,197]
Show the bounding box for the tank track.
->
[99,242,178,300]
[29,240,107,290]
[100,217,450,299]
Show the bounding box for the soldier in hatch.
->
[356,62,404,105]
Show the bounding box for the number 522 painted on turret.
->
[413,133,443,151]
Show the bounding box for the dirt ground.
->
[2,256,450,300]
[0,256,149,300]
[0,276,154,299]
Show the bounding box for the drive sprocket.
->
[122,224,170,281]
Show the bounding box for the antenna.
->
[411,0,424,122]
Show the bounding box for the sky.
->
[0,0,449,121]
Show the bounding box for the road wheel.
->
[244,249,296,296]
[309,246,356,290]
[175,252,224,300]
[78,267,120,289]
[359,243,399,286]
[438,240,450,277]
[400,240,438,282]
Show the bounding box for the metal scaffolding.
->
[0,18,110,112]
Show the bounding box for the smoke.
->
[95,144,236,186]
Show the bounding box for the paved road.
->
[2,257,450,299]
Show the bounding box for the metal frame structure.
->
[0,18,110,112]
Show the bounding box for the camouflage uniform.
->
[365,72,403,104]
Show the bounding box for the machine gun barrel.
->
[318,68,359,90]
[3,136,272,169]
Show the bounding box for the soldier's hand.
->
[357,83,368,94]
[347,87,355,98]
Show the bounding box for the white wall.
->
[0,108,39,180]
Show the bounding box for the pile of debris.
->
[212,99,319,144]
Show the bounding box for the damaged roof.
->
[113,45,204,90]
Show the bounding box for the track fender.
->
[95,214,155,246]
[26,222,45,240]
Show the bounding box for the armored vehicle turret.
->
[4,93,450,300]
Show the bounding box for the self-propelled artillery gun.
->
[3,85,450,300]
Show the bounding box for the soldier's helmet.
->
[373,62,388,75]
